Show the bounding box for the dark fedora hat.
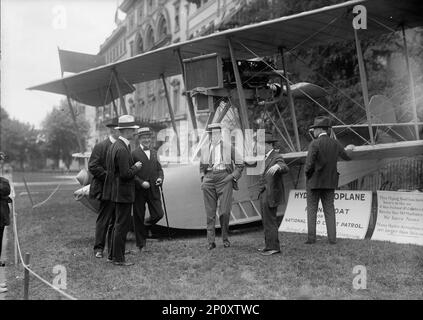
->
[264,132,278,143]
[105,119,118,128]
[310,116,332,129]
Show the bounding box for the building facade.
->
[89,0,247,146]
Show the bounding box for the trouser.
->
[133,189,164,248]
[306,188,336,242]
[0,225,4,259]
[201,171,233,244]
[259,190,280,251]
[109,203,132,263]
[93,200,115,252]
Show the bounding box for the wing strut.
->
[111,68,128,114]
[401,24,420,140]
[176,49,198,138]
[161,74,181,156]
[354,28,375,145]
[228,38,250,132]
[279,46,301,151]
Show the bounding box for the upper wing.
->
[28,0,423,107]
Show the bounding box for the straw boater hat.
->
[114,115,139,130]
[309,116,332,129]
[135,127,152,136]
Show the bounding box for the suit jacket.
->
[305,134,351,189]
[199,142,244,190]
[0,177,12,227]
[102,138,140,203]
[132,146,164,200]
[258,150,289,208]
[88,138,112,200]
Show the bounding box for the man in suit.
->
[88,120,119,258]
[200,123,244,250]
[305,116,353,244]
[132,127,164,252]
[103,115,143,266]
[257,132,289,256]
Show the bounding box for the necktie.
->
[143,146,149,151]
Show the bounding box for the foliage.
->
[0,107,44,170]
[41,100,90,169]
[220,0,423,151]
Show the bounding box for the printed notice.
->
[372,191,423,246]
[279,189,372,239]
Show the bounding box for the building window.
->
[174,1,180,32]
[129,41,134,56]
[157,15,168,42]
[147,0,154,14]
[136,33,144,54]
[146,26,154,50]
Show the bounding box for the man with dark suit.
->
[132,127,164,251]
[103,115,142,266]
[257,132,289,256]
[200,123,244,250]
[88,120,119,258]
[305,116,353,244]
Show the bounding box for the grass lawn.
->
[5,175,423,300]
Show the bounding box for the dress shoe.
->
[0,261,5,267]
[261,249,281,256]
[0,287,7,293]
[113,261,134,267]
[106,258,113,263]
[223,240,231,248]
[207,243,216,250]
[257,248,269,252]
[125,249,138,255]
[95,251,103,258]
[0,283,6,288]
[304,240,316,244]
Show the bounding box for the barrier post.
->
[12,201,18,265]
[23,253,30,300]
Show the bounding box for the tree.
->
[42,101,90,169]
[0,107,43,170]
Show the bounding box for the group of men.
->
[88,115,164,266]
[199,116,353,255]
[88,113,353,265]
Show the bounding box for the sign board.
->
[279,189,372,239]
[371,191,423,246]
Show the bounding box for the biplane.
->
[28,0,423,230]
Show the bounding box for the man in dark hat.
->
[200,123,244,250]
[305,116,353,244]
[103,115,143,266]
[131,127,164,252]
[88,119,119,259]
[257,132,289,255]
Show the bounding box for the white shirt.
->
[265,149,274,160]
[119,136,130,148]
[109,135,116,144]
[140,144,150,160]
[209,140,226,171]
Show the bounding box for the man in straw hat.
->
[257,132,289,256]
[305,116,353,245]
[131,127,164,252]
[200,122,244,250]
[103,115,142,266]
[88,119,119,259]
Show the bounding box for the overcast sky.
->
[1,0,118,128]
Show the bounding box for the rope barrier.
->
[9,181,78,300]
[31,184,61,209]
